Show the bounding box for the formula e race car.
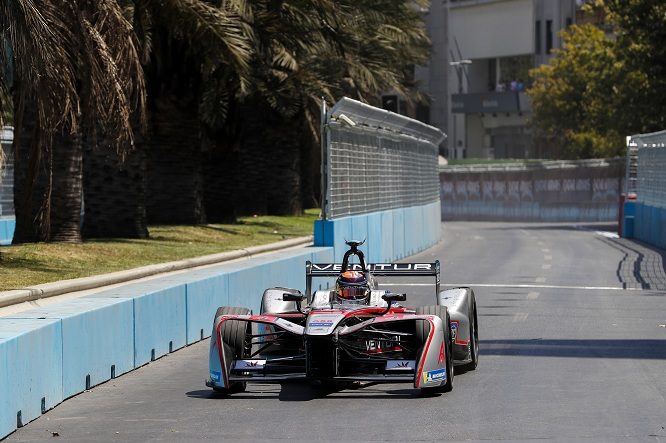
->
[206,241,478,395]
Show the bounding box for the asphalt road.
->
[7,222,666,442]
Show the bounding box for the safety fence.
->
[0,127,13,218]
[0,127,15,245]
[321,98,444,220]
[622,130,666,250]
[315,98,445,260]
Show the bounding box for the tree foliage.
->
[528,1,666,159]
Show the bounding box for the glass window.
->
[546,20,553,54]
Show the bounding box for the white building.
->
[415,0,578,159]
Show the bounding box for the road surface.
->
[7,222,666,442]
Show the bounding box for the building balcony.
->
[451,92,531,114]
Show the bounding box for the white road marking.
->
[527,291,540,300]
[513,312,529,322]
[535,277,547,283]
[542,248,550,253]
[443,283,642,291]
[544,255,552,261]
[542,264,552,270]
[596,231,620,239]
[537,241,545,246]
[383,283,644,291]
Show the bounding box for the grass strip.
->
[0,209,319,290]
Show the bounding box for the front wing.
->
[207,312,450,390]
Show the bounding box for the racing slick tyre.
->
[460,292,479,372]
[214,306,250,394]
[416,305,454,394]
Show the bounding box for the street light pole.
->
[449,59,472,159]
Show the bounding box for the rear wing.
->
[305,260,440,299]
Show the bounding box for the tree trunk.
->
[50,128,83,242]
[82,135,149,239]
[233,100,303,216]
[146,96,206,225]
[203,135,238,223]
[12,95,50,243]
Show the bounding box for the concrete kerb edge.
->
[0,235,313,308]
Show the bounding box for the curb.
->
[0,235,313,308]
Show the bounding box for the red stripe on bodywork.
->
[414,317,436,388]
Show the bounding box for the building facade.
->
[414,0,579,159]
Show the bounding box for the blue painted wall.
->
[0,217,15,246]
[625,201,666,250]
[314,201,441,262]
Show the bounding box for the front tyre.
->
[213,306,251,394]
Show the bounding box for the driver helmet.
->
[335,271,370,304]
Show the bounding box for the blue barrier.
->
[0,217,15,246]
[629,201,666,250]
[6,298,135,400]
[314,201,441,262]
[0,318,63,437]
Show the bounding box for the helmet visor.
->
[338,286,368,300]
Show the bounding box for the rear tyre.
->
[460,296,479,372]
[214,306,251,394]
[416,306,454,394]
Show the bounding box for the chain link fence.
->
[627,130,666,209]
[0,126,14,218]
[322,98,445,219]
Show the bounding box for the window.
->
[535,20,541,54]
[566,17,572,28]
[546,20,553,54]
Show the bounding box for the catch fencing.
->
[321,98,445,220]
[627,130,666,209]
[0,127,13,218]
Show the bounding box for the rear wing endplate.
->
[305,261,440,299]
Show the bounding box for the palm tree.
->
[222,0,430,216]
[82,0,253,232]
[2,0,146,243]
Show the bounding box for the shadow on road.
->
[480,338,666,359]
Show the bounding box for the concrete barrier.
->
[0,318,63,437]
[313,201,441,261]
[629,201,666,250]
[440,158,624,222]
[0,217,14,246]
[0,203,435,438]
[6,298,135,399]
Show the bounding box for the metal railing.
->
[321,98,445,219]
[627,130,666,209]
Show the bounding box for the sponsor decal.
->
[423,368,447,383]
[210,371,221,382]
[234,360,266,370]
[249,315,274,322]
[309,321,334,327]
[310,263,435,273]
[386,360,415,371]
[366,335,401,353]
[438,342,446,364]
